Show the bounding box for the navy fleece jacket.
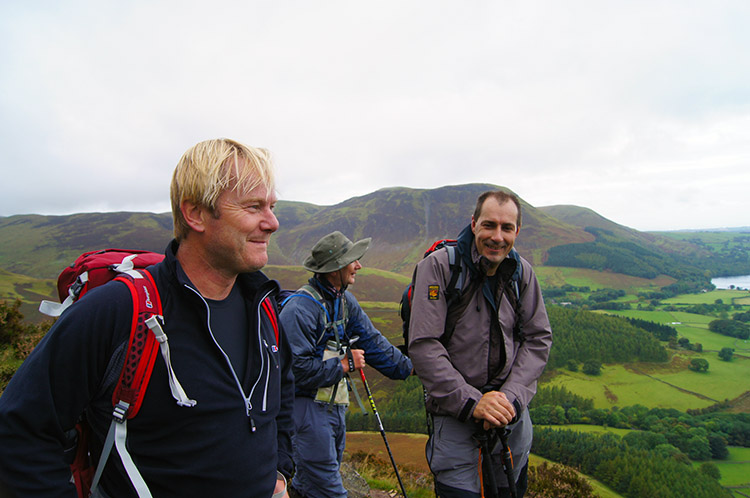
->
[0,241,294,497]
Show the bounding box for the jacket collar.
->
[309,274,341,301]
[456,224,481,276]
[164,239,280,301]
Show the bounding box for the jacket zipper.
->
[251,289,274,413]
[185,285,275,432]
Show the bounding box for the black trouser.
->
[435,462,528,498]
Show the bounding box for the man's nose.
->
[489,227,503,241]
[261,208,279,233]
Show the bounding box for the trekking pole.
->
[497,429,517,498]
[359,368,409,498]
[474,428,500,498]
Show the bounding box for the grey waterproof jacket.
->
[408,226,552,422]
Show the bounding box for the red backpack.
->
[40,249,280,497]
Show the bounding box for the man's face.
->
[325,260,363,289]
[471,197,520,273]
[201,182,279,276]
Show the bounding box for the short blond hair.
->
[170,138,275,240]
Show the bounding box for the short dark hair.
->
[473,190,522,227]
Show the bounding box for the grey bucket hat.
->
[303,231,371,273]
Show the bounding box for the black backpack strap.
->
[443,245,463,304]
[443,268,484,346]
[500,251,526,345]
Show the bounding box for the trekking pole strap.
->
[498,430,517,498]
[474,429,500,498]
[345,374,367,413]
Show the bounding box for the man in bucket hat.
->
[280,231,413,498]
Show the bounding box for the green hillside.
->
[3,183,737,288]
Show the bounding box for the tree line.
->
[544,306,669,368]
[708,318,750,339]
[532,428,730,498]
[529,385,750,457]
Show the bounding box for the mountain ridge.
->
[1,184,747,287]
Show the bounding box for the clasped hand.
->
[472,391,515,430]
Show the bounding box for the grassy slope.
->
[535,266,677,290]
[529,454,623,498]
[346,432,625,498]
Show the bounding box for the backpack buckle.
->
[112,401,130,423]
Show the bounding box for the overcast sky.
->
[1,1,749,232]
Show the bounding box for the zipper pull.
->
[246,398,256,432]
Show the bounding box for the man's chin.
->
[244,255,268,273]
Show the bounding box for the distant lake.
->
[711,275,750,290]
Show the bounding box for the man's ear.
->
[471,216,477,234]
[181,200,207,233]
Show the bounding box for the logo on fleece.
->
[428,285,440,300]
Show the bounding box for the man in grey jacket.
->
[408,190,552,498]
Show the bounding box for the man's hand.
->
[472,391,516,430]
[341,348,366,373]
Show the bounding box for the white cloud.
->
[1,0,749,230]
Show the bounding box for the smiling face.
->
[324,260,363,290]
[471,197,520,275]
[201,182,279,276]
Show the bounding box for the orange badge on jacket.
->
[428,285,440,300]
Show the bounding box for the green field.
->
[712,447,750,487]
[535,266,675,293]
[604,307,750,353]
[662,289,750,305]
[0,269,56,303]
[689,446,750,497]
[543,351,750,411]
[544,364,708,411]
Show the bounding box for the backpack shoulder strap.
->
[508,248,524,302]
[503,249,526,345]
[282,285,334,346]
[441,245,475,344]
[261,297,279,346]
[444,245,464,303]
[91,268,168,497]
[110,269,162,418]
